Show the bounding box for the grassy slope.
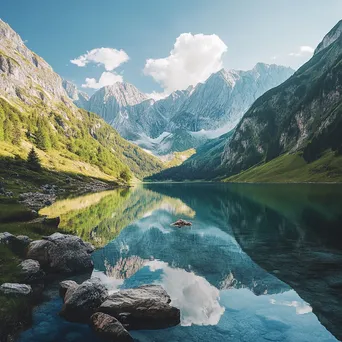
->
[163,148,196,168]
[225,150,342,183]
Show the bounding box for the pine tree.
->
[27,147,41,171]
[35,121,51,151]
[11,120,22,145]
[3,119,14,142]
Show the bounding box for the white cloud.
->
[146,91,169,101]
[71,47,129,71]
[82,71,123,89]
[143,33,227,96]
[289,45,314,57]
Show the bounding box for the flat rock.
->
[0,283,32,296]
[90,312,133,342]
[98,285,180,330]
[19,259,45,283]
[27,233,94,274]
[60,278,108,323]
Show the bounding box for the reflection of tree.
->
[104,256,146,279]
[39,186,195,247]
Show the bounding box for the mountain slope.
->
[0,19,162,181]
[221,20,342,180]
[68,64,293,155]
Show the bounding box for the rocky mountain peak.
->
[315,20,342,55]
[98,82,148,106]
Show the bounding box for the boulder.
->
[0,232,32,256]
[19,259,45,283]
[98,285,180,330]
[59,280,78,300]
[0,283,32,296]
[27,233,94,274]
[171,219,192,227]
[90,312,133,342]
[60,278,108,323]
[0,232,15,244]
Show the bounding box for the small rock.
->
[19,259,45,283]
[90,312,133,342]
[171,219,192,227]
[60,278,108,323]
[59,280,78,300]
[0,283,32,296]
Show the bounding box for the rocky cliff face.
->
[62,80,89,109]
[66,64,293,155]
[222,20,342,174]
[0,19,71,107]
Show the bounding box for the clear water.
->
[19,183,342,342]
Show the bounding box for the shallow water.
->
[19,183,342,342]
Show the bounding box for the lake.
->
[18,183,342,342]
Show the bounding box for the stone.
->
[0,232,15,244]
[90,312,133,342]
[19,259,45,283]
[0,283,32,296]
[59,280,78,300]
[60,278,108,323]
[98,285,180,330]
[171,219,192,227]
[27,233,94,274]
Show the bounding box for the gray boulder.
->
[0,283,32,296]
[19,259,45,283]
[90,312,133,342]
[98,285,180,330]
[0,232,15,244]
[59,280,78,300]
[27,233,94,274]
[60,278,108,323]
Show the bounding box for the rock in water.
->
[0,283,32,296]
[90,312,133,342]
[19,259,45,283]
[59,280,78,300]
[60,278,108,323]
[98,285,180,330]
[27,233,94,274]
[171,219,192,227]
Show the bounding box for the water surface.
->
[19,183,342,342]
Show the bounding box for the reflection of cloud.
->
[147,260,224,326]
[270,298,312,315]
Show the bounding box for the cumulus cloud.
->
[289,45,314,57]
[71,47,129,71]
[143,33,227,95]
[82,71,123,89]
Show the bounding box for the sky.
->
[2,0,342,98]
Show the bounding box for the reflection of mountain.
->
[140,183,342,340]
[92,199,289,296]
[39,186,195,247]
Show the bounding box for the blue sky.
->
[2,0,342,96]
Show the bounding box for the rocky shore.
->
[0,232,181,341]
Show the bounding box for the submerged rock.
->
[90,312,133,342]
[0,283,32,296]
[98,285,180,330]
[19,259,45,283]
[171,219,192,227]
[60,278,108,323]
[27,233,94,274]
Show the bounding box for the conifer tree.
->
[35,121,51,151]
[27,147,41,171]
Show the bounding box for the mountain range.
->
[0,19,162,182]
[149,20,342,182]
[64,64,294,155]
